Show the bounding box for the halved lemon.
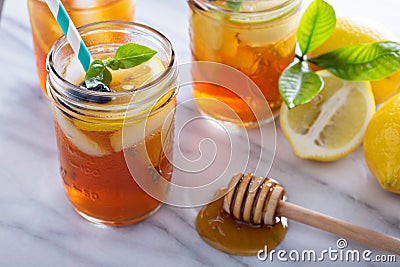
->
[280,70,376,161]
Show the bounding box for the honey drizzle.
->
[196,197,288,256]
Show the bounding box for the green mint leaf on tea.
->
[84,43,157,89]
[308,41,400,81]
[279,62,324,109]
[297,0,336,56]
[114,43,157,69]
[85,60,112,88]
[226,1,242,11]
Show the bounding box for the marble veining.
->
[0,0,399,266]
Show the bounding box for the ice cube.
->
[55,110,109,157]
[237,16,298,47]
[192,13,223,52]
[65,57,85,84]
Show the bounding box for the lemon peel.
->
[364,94,400,194]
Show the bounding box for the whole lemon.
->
[364,94,400,194]
[308,17,400,104]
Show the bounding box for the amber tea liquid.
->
[189,0,301,126]
[54,102,174,225]
[47,22,178,226]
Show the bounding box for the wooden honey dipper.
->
[223,173,400,255]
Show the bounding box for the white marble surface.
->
[0,0,400,266]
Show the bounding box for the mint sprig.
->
[84,43,157,89]
[279,0,400,109]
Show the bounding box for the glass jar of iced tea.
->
[46,21,178,226]
[189,0,302,127]
[28,0,136,94]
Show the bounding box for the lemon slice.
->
[280,70,376,161]
[73,57,167,132]
[73,117,126,132]
[110,57,165,91]
[238,1,287,12]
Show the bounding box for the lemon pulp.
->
[280,70,375,161]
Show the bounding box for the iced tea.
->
[189,0,301,126]
[28,0,136,94]
[47,22,177,226]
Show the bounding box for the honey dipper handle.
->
[277,201,400,255]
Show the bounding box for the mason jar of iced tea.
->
[188,0,302,127]
[46,21,178,226]
[28,0,136,94]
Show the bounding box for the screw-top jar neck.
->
[46,21,178,120]
[190,0,302,24]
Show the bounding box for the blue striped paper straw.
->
[44,0,92,71]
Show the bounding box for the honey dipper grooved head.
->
[223,173,285,225]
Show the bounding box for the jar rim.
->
[190,0,300,15]
[46,20,178,118]
[47,20,176,99]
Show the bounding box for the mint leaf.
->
[85,60,106,79]
[297,0,336,56]
[85,60,112,87]
[308,41,400,81]
[226,1,242,11]
[114,43,157,69]
[279,62,324,108]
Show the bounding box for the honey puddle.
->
[196,197,288,256]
